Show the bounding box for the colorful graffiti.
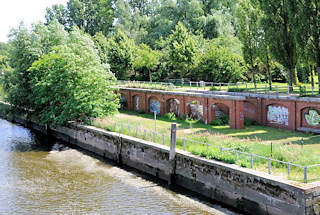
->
[150,99,160,114]
[187,101,203,120]
[305,109,320,126]
[167,99,180,116]
[267,106,288,126]
[135,96,140,111]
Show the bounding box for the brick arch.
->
[243,101,257,121]
[185,99,204,120]
[132,94,140,111]
[119,93,128,110]
[166,98,181,117]
[211,103,230,122]
[299,107,320,129]
[266,103,289,127]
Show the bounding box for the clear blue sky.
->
[0,0,68,43]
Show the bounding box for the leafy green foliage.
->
[3,21,67,109]
[164,112,177,121]
[167,22,197,78]
[28,28,119,127]
[46,0,114,37]
[236,0,263,84]
[290,0,320,91]
[107,29,137,79]
[258,0,298,88]
[0,42,12,73]
[210,115,229,126]
[195,41,246,82]
[132,44,161,81]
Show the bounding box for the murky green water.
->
[0,119,238,215]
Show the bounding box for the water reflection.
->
[0,119,238,215]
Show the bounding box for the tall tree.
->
[167,22,197,78]
[28,28,118,126]
[45,4,69,29]
[290,0,320,92]
[67,0,114,36]
[133,44,161,81]
[106,29,137,79]
[258,0,298,91]
[236,0,261,85]
[4,21,67,109]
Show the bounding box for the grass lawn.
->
[93,110,320,183]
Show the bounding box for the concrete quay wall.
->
[6,113,320,215]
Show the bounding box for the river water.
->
[0,119,239,215]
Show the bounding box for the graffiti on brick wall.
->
[167,99,180,116]
[150,99,160,114]
[187,101,203,120]
[135,96,140,111]
[267,106,288,126]
[305,109,320,126]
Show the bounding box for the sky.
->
[0,0,68,43]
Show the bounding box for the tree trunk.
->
[292,68,298,86]
[310,64,315,88]
[266,54,272,90]
[149,70,152,82]
[288,68,293,93]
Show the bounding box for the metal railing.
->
[99,120,320,183]
[117,80,318,97]
[117,80,176,90]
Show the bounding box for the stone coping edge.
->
[120,87,246,101]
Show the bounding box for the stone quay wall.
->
[4,112,320,215]
[120,88,320,133]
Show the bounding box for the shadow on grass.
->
[119,110,320,145]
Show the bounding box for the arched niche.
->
[120,93,128,110]
[133,95,140,111]
[186,100,203,120]
[166,98,180,117]
[211,103,230,121]
[266,104,289,126]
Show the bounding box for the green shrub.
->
[28,28,119,127]
[210,115,229,126]
[244,118,255,126]
[210,118,224,126]
[220,115,229,124]
[164,112,177,121]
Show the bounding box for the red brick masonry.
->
[120,88,320,132]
